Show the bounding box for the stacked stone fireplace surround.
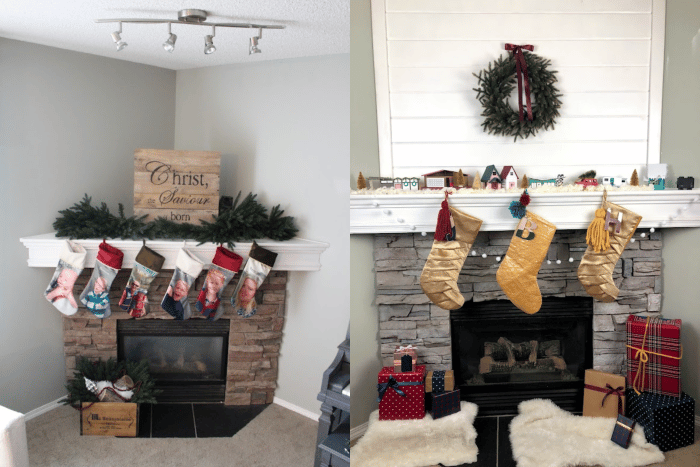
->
[376,229,662,376]
[64,268,288,405]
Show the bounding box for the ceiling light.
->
[249,28,262,54]
[111,22,127,51]
[204,26,216,55]
[163,23,177,53]
[95,9,285,55]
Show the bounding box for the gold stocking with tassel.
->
[578,191,642,302]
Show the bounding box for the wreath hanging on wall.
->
[474,44,562,141]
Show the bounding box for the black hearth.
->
[118,319,229,403]
[451,297,593,415]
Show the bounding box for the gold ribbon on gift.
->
[626,317,683,395]
[615,419,634,432]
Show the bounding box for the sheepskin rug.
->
[351,401,478,467]
[510,399,665,467]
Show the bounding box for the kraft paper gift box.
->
[377,365,426,421]
[425,370,455,394]
[583,369,626,418]
[611,414,636,449]
[393,345,418,373]
[430,389,461,419]
[626,315,682,398]
[627,390,695,452]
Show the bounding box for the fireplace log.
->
[484,338,561,361]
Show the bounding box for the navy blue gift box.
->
[611,414,636,448]
[627,390,695,452]
[430,389,460,419]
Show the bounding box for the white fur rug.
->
[351,401,478,467]
[510,399,664,467]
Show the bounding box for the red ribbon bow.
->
[504,44,534,122]
[585,383,625,415]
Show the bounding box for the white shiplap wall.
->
[371,0,665,183]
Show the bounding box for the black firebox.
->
[451,297,593,415]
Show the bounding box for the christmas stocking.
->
[161,248,205,320]
[119,245,165,318]
[420,197,482,310]
[196,246,243,320]
[45,240,87,315]
[578,195,642,302]
[79,240,124,319]
[232,242,278,319]
[497,193,556,314]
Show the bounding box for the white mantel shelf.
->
[350,190,700,234]
[20,234,329,271]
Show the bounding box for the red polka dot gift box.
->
[377,365,426,421]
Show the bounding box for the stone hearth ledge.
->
[20,233,329,270]
[351,189,700,233]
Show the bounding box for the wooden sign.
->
[134,149,220,224]
[80,403,139,437]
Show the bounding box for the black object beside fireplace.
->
[451,297,593,415]
[118,319,229,403]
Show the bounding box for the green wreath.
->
[474,51,562,141]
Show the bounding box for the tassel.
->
[586,208,610,253]
[434,199,452,241]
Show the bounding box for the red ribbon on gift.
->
[504,44,534,122]
[584,383,625,415]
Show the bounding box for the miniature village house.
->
[500,166,519,189]
[423,170,455,189]
[481,165,502,190]
[393,177,420,191]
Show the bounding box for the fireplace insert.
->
[117,319,229,403]
[451,297,593,415]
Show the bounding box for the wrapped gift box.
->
[626,315,682,397]
[431,389,461,419]
[583,369,626,418]
[611,414,637,449]
[393,345,418,373]
[425,370,455,394]
[378,365,426,421]
[627,390,695,452]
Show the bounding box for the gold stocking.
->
[578,200,642,302]
[496,211,556,314]
[420,206,482,310]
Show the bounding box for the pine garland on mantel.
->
[53,192,298,245]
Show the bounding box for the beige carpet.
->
[26,404,317,467]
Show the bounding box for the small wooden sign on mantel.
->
[134,149,220,224]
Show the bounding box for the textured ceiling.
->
[0,0,349,70]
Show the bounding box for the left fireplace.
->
[117,319,229,403]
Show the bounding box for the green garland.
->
[474,51,562,141]
[63,357,161,407]
[53,192,298,246]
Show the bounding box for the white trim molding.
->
[20,233,329,271]
[273,397,320,422]
[24,396,65,421]
[351,189,700,234]
[351,421,369,442]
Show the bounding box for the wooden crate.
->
[134,148,220,224]
[80,403,139,437]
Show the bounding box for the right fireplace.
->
[451,297,593,415]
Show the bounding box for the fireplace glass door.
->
[118,319,229,403]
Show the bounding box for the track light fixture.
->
[96,9,284,55]
[111,22,127,51]
[163,23,177,53]
[249,28,262,55]
[204,26,216,55]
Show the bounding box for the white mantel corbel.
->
[350,190,700,234]
[20,234,328,271]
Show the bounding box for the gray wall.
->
[349,0,700,427]
[174,55,350,415]
[0,39,176,413]
[659,0,700,416]
[349,0,381,429]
